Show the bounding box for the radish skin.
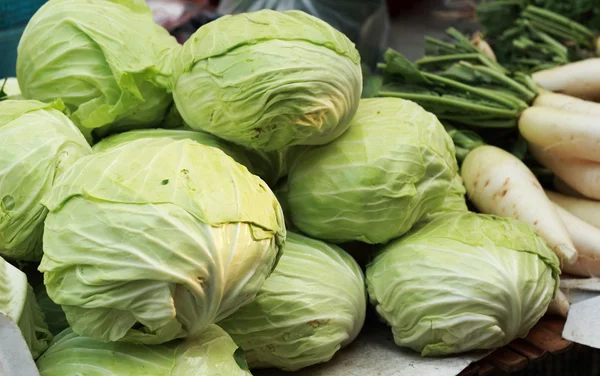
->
[462,146,577,264]
[534,90,600,116]
[532,59,600,101]
[471,32,497,62]
[554,204,600,277]
[530,145,600,200]
[552,177,585,198]
[519,106,600,162]
[546,289,570,318]
[546,190,600,229]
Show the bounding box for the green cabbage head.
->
[17,0,180,141]
[219,232,366,371]
[93,129,288,186]
[0,256,52,359]
[287,98,459,244]
[36,325,252,376]
[1,77,22,99]
[34,285,69,336]
[39,137,286,344]
[366,212,560,356]
[0,100,92,261]
[171,9,362,151]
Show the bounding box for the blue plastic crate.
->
[0,26,24,78]
[0,0,47,30]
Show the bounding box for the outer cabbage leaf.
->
[171,9,362,151]
[17,0,180,141]
[0,257,52,359]
[34,284,69,336]
[37,325,252,376]
[39,138,286,344]
[219,232,365,371]
[366,212,560,356]
[0,100,92,261]
[425,174,468,219]
[287,98,459,244]
[93,128,287,186]
[1,77,22,99]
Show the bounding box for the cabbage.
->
[93,129,287,186]
[0,100,92,261]
[37,325,252,376]
[0,257,52,359]
[171,9,362,151]
[425,174,468,218]
[219,232,366,371]
[287,98,459,244]
[39,137,286,344]
[1,77,22,99]
[366,212,560,356]
[17,0,180,141]
[34,285,69,336]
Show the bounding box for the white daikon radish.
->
[462,145,577,264]
[546,289,570,318]
[519,106,600,162]
[547,190,600,229]
[532,59,600,101]
[530,145,600,200]
[534,90,600,116]
[552,177,585,198]
[554,204,600,277]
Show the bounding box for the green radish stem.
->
[462,145,578,264]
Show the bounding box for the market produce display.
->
[2,0,600,374]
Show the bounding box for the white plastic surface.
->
[0,312,39,376]
[563,295,600,349]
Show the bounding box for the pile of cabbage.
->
[0,0,560,374]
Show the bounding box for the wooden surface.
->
[458,315,572,375]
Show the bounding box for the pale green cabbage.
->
[39,137,286,344]
[366,212,560,356]
[17,0,180,141]
[93,128,287,186]
[34,285,69,336]
[219,232,366,371]
[287,98,460,244]
[171,9,362,151]
[0,100,92,261]
[0,257,52,359]
[1,77,22,99]
[37,325,252,376]
[426,174,468,218]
